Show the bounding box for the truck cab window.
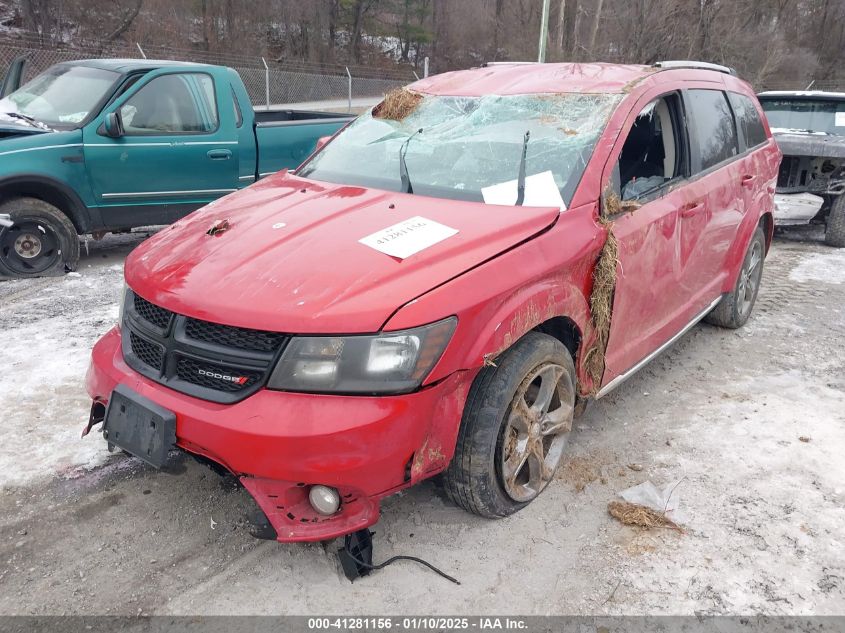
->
[120,73,218,134]
[616,95,684,201]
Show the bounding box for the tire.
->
[704,226,765,329]
[825,195,845,248]
[0,197,79,278]
[442,331,576,518]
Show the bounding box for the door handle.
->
[207,149,232,160]
[741,174,756,189]
[680,201,704,218]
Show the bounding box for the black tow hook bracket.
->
[338,529,375,581]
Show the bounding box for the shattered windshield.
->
[0,64,120,128]
[299,91,622,206]
[760,98,845,136]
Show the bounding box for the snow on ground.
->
[0,232,152,487]
[789,247,845,284]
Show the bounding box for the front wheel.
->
[0,197,80,278]
[704,226,765,329]
[442,332,576,518]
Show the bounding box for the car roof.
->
[758,90,845,101]
[408,62,733,96]
[59,58,216,73]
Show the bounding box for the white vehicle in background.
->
[758,91,845,246]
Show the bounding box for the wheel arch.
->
[760,211,774,253]
[0,175,92,234]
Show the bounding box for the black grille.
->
[176,357,263,393]
[122,290,288,403]
[133,294,172,331]
[129,331,164,372]
[185,318,286,353]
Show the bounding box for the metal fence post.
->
[346,67,352,113]
[136,43,147,59]
[424,56,429,78]
[262,57,270,110]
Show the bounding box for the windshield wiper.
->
[3,112,50,130]
[515,131,530,206]
[399,128,423,194]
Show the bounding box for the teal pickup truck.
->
[0,58,352,277]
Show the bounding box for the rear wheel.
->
[0,198,79,278]
[442,332,576,518]
[705,226,765,329]
[825,195,845,248]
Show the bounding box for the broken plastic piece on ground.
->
[206,218,231,236]
[338,528,461,585]
[618,479,687,525]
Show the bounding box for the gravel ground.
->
[0,226,843,616]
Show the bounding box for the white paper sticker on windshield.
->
[359,216,458,260]
[835,111,845,127]
[481,170,566,211]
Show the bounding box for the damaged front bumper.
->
[85,327,471,542]
[773,192,825,226]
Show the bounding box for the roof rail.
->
[482,61,541,67]
[653,60,736,76]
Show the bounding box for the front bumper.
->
[86,327,472,542]
[773,192,825,226]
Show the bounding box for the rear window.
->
[686,89,739,171]
[728,92,768,148]
[759,98,845,136]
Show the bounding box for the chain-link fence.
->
[0,31,414,109]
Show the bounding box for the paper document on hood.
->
[359,216,458,260]
[481,170,566,211]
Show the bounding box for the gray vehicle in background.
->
[758,91,845,246]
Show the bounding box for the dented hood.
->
[125,172,559,333]
[772,131,845,160]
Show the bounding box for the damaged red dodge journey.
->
[86,61,780,542]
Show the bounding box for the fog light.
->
[309,485,341,516]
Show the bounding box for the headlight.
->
[267,317,457,394]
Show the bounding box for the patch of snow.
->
[789,249,845,284]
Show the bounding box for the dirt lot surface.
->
[0,227,843,616]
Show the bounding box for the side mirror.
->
[315,135,331,152]
[103,111,123,138]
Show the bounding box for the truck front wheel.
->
[825,195,845,248]
[442,332,576,518]
[0,198,80,277]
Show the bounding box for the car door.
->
[679,88,746,303]
[600,91,701,382]
[84,69,238,226]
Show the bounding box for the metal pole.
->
[538,0,551,63]
[346,67,352,114]
[262,57,270,111]
[424,56,430,78]
[136,43,147,59]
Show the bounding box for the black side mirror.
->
[102,111,123,138]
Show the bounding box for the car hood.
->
[125,172,560,333]
[0,113,52,138]
[772,131,845,159]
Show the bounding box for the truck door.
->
[83,69,239,227]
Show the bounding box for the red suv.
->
[86,61,780,542]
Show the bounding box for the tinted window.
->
[120,73,218,134]
[729,92,768,148]
[686,89,738,171]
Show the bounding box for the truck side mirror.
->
[315,136,331,152]
[102,112,123,138]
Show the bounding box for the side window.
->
[120,73,218,134]
[728,92,767,149]
[686,89,738,171]
[231,86,243,128]
[614,93,686,201]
